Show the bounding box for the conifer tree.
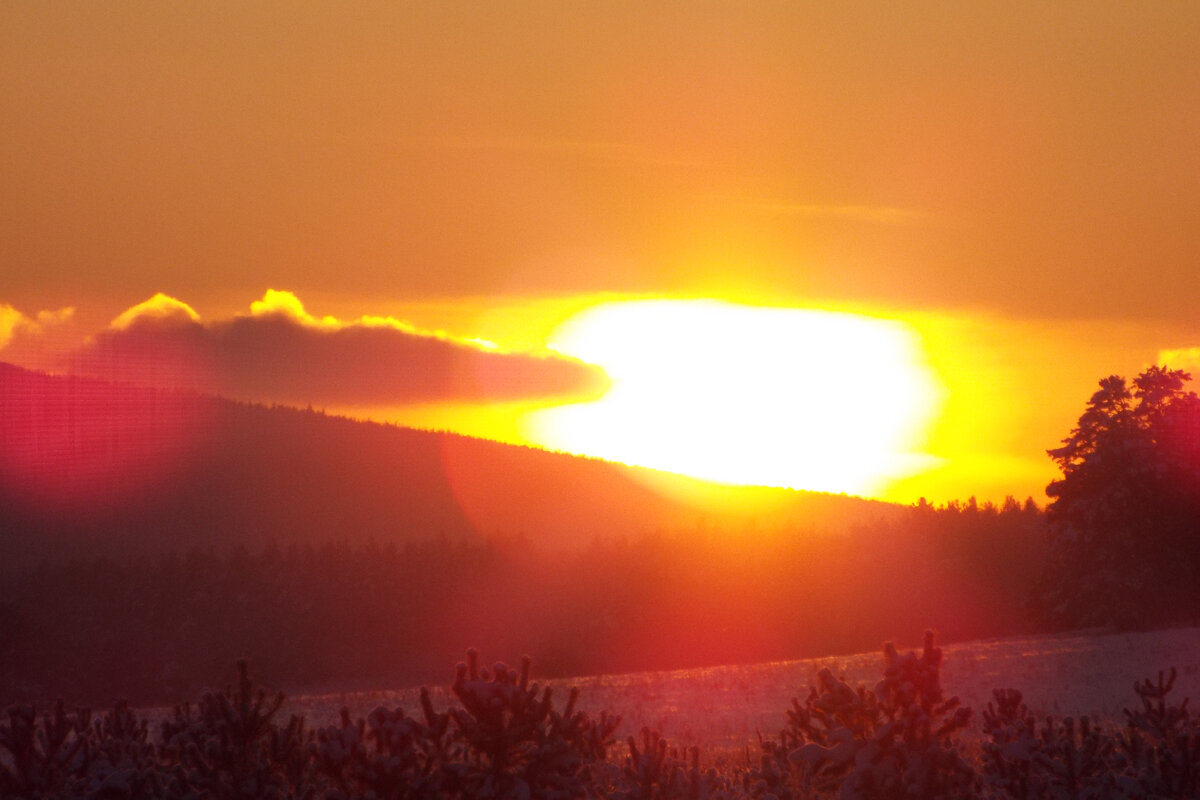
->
[1039,366,1200,627]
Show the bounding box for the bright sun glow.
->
[525,300,944,496]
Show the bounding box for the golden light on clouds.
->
[525,300,944,497]
[248,289,500,348]
[0,304,74,347]
[1159,347,1200,375]
[2,288,1193,505]
[110,293,200,330]
[3,2,1198,511]
[0,306,31,350]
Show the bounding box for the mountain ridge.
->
[0,361,903,567]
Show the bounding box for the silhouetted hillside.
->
[0,365,1052,705]
[0,362,899,567]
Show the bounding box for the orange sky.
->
[2,2,1198,504]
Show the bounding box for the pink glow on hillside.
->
[0,367,214,515]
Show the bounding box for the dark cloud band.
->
[70,292,608,407]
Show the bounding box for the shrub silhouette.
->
[158,659,297,799]
[3,639,1197,799]
[979,667,1200,799]
[1118,668,1200,798]
[446,648,622,798]
[770,631,975,799]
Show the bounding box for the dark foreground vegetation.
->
[4,634,1198,800]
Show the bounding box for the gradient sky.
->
[3,2,1198,504]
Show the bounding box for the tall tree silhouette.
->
[1038,366,1200,628]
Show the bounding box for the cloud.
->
[1158,347,1200,376]
[70,291,608,406]
[0,304,75,351]
[0,306,30,350]
[110,293,201,330]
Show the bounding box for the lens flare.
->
[0,367,214,515]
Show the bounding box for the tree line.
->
[1,499,1046,707]
[2,365,1196,708]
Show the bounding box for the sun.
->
[523,299,944,496]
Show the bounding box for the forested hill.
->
[0,362,900,566]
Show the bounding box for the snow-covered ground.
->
[271,626,1200,752]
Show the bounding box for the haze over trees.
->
[0,362,1045,706]
[2,361,1198,710]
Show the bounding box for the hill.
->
[0,362,900,566]
[0,364,1050,703]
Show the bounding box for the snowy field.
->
[265,626,1200,753]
